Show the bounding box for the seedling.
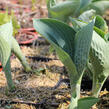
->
[0,21,32,91]
[70,16,109,98]
[33,18,99,109]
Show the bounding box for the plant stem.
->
[70,79,81,99]
[3,57,15,91]
[92,73,107,97]
[11,37,32,72]
[68,73,83,109]
[69,83,81,109]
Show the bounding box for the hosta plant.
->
[70,16,109,98]
[47,0,109,22]
[33,18,99,109]
[0,21,32,91]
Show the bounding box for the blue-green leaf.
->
[33,18,78,80]
[0,21,12,67]
[79,0,92,11]
[33,18,76,59]
[89,1,109,15]
[0,36,11,67]
[70,18,105,39]
[74,20,94,75]
[47,0,80,21]
[33,18,94,79]
[0,21,13,46]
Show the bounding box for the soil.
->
[0,0,109,109]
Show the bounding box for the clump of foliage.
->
[32,0,109,108]
[33,13,109,108]
[70,15,109,98]
[33,18,99,109]
[0,21,32,91]
[46,0,109,22]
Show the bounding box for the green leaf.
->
[0,21,13,46]
[33,18,76,59]
[79,0,92,13]
[0,20,30,90]
[46,0,56,9]
[89,1,109,15]
[33,18,95,109]
[0,21,14,91]
[79,0,92,10]
[69,97,78,109]
[70,18,105,39]
[94,26,105,39]
[90,31,107,76]
[33,18,78,80]
[53,42,78,79]
[78,9,95,22]
[49,0,79,14]
[0,36,11,67]
[74,20,94,75]
[95,15,108,33]
[11,37,32,72]
[104,32,109,41]
[47,0,80,21]
[33,18,94,81]
[74,0,92,16]
[70,17,109,98]
[0,21,13,67]
[86,25,109,97]
[78,97,99,109]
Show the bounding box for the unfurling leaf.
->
[33,18,94,109]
